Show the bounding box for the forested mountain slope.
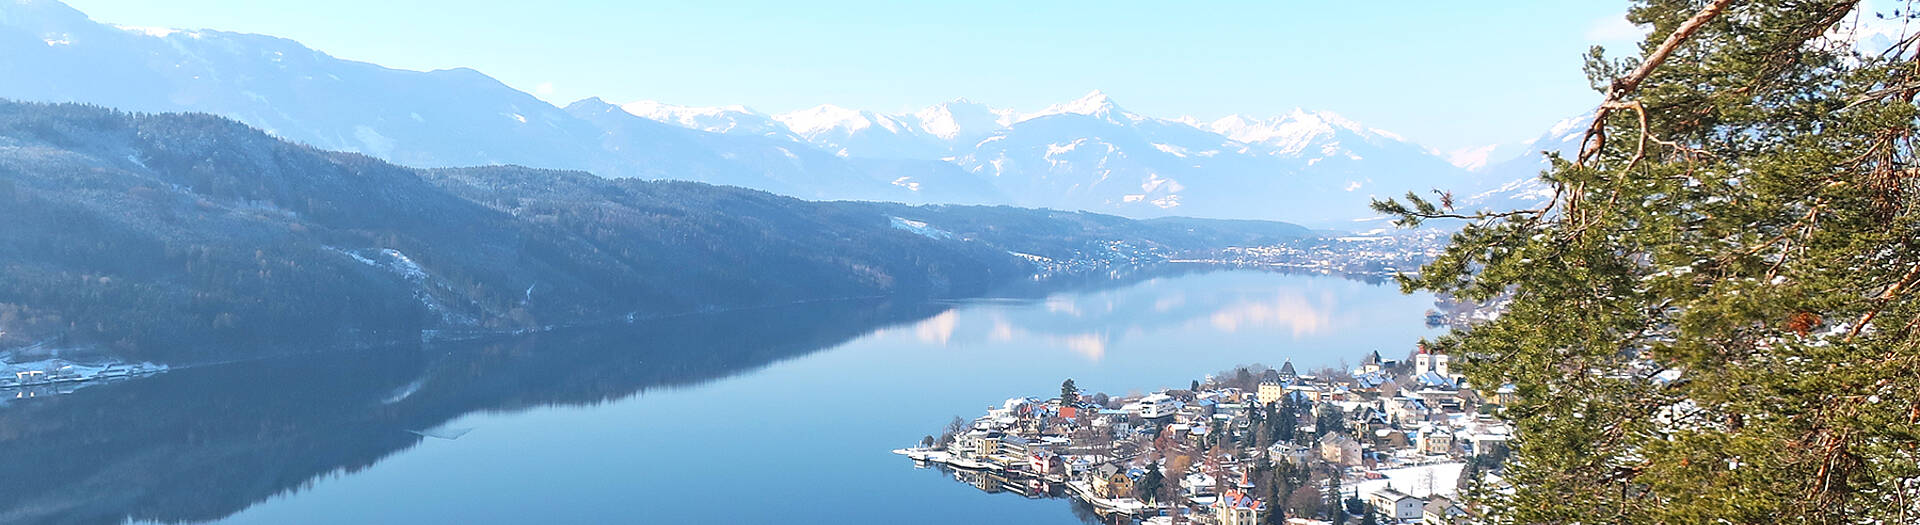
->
[0,101,1310,363]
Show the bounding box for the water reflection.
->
[0,298,952,525]
[910,463,1122,525]
[0,267,1430,525]
[889,270,1370,362]
[1202,290,1335,336]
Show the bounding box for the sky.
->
[61,0,1645,152]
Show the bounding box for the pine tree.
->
[1374,0,1920,521]
[1060,378,1078,406]
[1325,469,1344,523]
[1135,464,1165,503]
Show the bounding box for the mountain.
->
[0,100,1311,363]
[617,100,797,141]
[773,104,950,160]
[0,0,1000,205]
[1457,113,1592,212]
[911,98,1016,145]
[0,0,1488,225]
[611,90,1482,225]
[940,91,1478,224]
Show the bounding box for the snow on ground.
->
[889,216,953,240]
[1352,462,1466,501]
[380,249,429,281]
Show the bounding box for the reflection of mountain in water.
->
[0,266,1342,525]
[0,298,957,525]
[902,266,1403,363]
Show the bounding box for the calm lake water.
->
[0,268,1437,525]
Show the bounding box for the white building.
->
[1126,393,1183,419]
[1369,488,1425,522]
[1413,349,1449,377]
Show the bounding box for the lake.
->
[0,268,1437,524]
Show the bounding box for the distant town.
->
[1183,231,1452,279]
[898,346,1509,525]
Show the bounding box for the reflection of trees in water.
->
[0,267,1315,525]
[0,298,948,525]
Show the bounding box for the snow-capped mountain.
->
[1018,89,1153,126]
[612,89,1486,223]
[911,98,1016,145]
[0,0,1002,205]
[1,0,1530,226]
[1459,113,1592,211]
[1193,109,1468,201]
[918,90,1472,223]
[772,104,950,160]
[617,101,797,142]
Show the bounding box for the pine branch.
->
[1576,0,1738,167]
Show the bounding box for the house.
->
[1318,433,1362,466]
[1415,425,1454,456]
[1212,488,1266,525]
[1369,488,1424,522]
[1285,384,1318,402]
[1423,495,1468,525]
[1030,451,1066,477]
[1386,397,1433,426]
[1215,402,1249,420]
[1358,350,1384,375]
[1414,371,1457,390]
[949,429,990,456]
[995,435,1032,467]
[1268,442,1312,466]
[1352,406,1391,436]
[1278,360,1298,382]
[1257,380,1286,405]
[1181,471,1219,497]
[1494,383,1518,406]
[1125,393,1183,419]
[1350,371,1389,396]
[1090,464,1134,499]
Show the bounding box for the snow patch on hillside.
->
[1353,462,1466,501]
[889,216,953,239]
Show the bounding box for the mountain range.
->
[0,0,1573,227]
[0,99,1316,362]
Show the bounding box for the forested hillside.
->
[0,101,1310,363]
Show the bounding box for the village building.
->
[1422,495,1468,525]
[1089,463,1134,499]
[1212,488,1266,525]
[1415,424,1454,455]
[1267,441,1312,466]
[1369,488,1425,523]
[1318,433,1363,466]
[1358,350,1385,375]
[1125,392,1183,419]
[1257,380,1286,405]
[1413,348,1449,377]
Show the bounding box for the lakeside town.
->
[896,347,1510,525]
[1180,231,1451,279]
[0,348,166,404]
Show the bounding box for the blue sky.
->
[63,0,1642,151]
